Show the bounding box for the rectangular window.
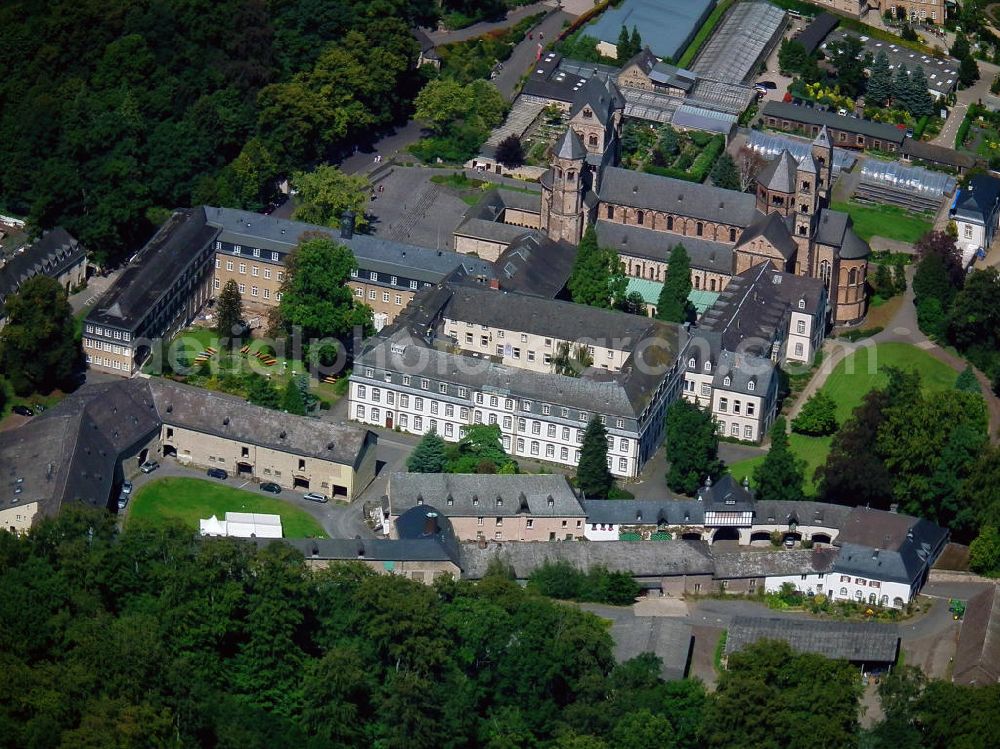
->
[263,269,271,279]
[414,397,424,411]
[251,266,259,277]
[410,280,418,289]
[421,379,429,390]
[238,263,246,274]
[719,398,728,412]
[226,260,233,271]
[238,283,245,293]
[744,425,753,439]
[445,423,454,437]
[263,289,270,299]
[368,290,376,300]
[414,416,423,430]
[395,295,402,305]
[560,446,569,461]
[618,458,627,471]
[797,320,806,334]
[547,424,556,438]
[747,403,756,416]
[445,404,453,417]
[545,444,554,458]
[382,292,390,302]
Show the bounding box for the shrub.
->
[791,391,838,436]
[318,399,331,410]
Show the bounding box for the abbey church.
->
[463,75,870,325]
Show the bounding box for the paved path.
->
[423,2,556,45]
[932,59,999,148]
[785,265,1000,440]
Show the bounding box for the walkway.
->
[785,266,1000,440]
[932,59,999,148]
[423,2,556,45]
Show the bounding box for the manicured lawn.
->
[127,477,326,538]
[830,201,932,244]
[729,434,833,495]
[731,343,957,494]
[820,341,957,422]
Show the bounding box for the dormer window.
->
[703,361,710,372]
[688,357,696,368]
[748,381,755,391]
[723,376,731,386]
[798,299,806,309]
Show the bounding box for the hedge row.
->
[643,134,725,183]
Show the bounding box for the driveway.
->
[122,459,374,539]
[932,59,999,148]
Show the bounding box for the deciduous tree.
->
[791,391,838,436]
[291,165,369,229]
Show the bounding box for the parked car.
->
[117,493,129,510]
[207,467,228,480]
[121,481,134,496]
[755,80,777,90]
[12,405,33,417]
[32,404,45,413]
[302,491,328,503]
[784,536,796,548]
[139,460,159,474]
[260,482,282,494]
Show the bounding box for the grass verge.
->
[830,200,933,244]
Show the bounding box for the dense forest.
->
[1,507,997,748]
[0,0,437,263]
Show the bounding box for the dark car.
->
[207,467,228,480]
[12,405,33,417]
[260,482,282,494]
[755,80,777,90]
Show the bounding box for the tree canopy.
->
[665,400,723,495]
[290,166,370,229]
[0,0,433,263]
[0,276,81,395]
[568,226,627,309]
[656,244,694,324]
[752,418,805,502]
[216,278,244,347]
[407,430,449,473]
[275,234,373,347]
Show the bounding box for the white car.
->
[302,491,328,504]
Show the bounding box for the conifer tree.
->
[656,244,693,323]
[407,430,448,473]
[752,418,805,502]
[216,279,244,348]
[282,377,306,415]
[577,417,614,499]
[866,50,893,106]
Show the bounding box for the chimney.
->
[490,277,500,289]
[311,542,319,557]
[356,541,365,558]
[872,548,879,560]
[340,210,355,240]
[546,494,554,508]
[423,511,440,536]
[705,475,713,488]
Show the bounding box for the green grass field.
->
[730,343,957,493]
[127,477,326,538]
[830,201,932,244]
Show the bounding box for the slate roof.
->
[698,262,824,354]
[834,509,949,584]
[711,349,776,398]
[753,500,852,530]
[388,473,585,518]
[649,62,697,91]
[725,616,899,663]
[87,208,217,331]
[568,75,623,127]
[359,310,683,419]
[762,101,907,144]
[953,584,1000,685]
[758,150,798,193]
[903,139,978,170]
[555,128,587,160]
[599,167,760,227]
[0,378,374,525]
[815,209,870,259]
[795,12,839,55]
[147,378,371,467]
[735,211,798,260]
[697,474,756,512]
[256,536,458,563]
[439,283,672,348]
[459,539,715,579]
[594,220,735,275]
[580,499,706,526]
[206,206,496,284]
[494,233,576,299]
[584,605,693,680]
[712,548,838,579]
[0,227,86,307]
[952,175,1000,224]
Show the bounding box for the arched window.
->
[710,278,717,291]
[839,587,848,597]
[589,134,598,146]
[748,381,755,391]
[636,210,644,225]
[848,267,857,285]
[696,222,704,236]
[729,227,737,242]
[819,260,832,290]
[567,170,575,182]
[688,357,696,368]
[723,376,731,386]
[667,215,674,230]
[648,267,655,279]
[694,275,701,289]
[606,205,614,219]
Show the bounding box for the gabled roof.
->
[580,498,706,526]
[952,174,1000,224]
[388,473,585,518]
[697,473,755,512]
[594,220,735,275]
[568,75,623,127]
[495,233,576,299]
[762,101,907,144]
[725,616,899,663]
[813,125,834,149]
[735,211,798,260]
[713,548,838,579]
[954,584,1000,685]
[554,127,587,160]
[598,167,759,227]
